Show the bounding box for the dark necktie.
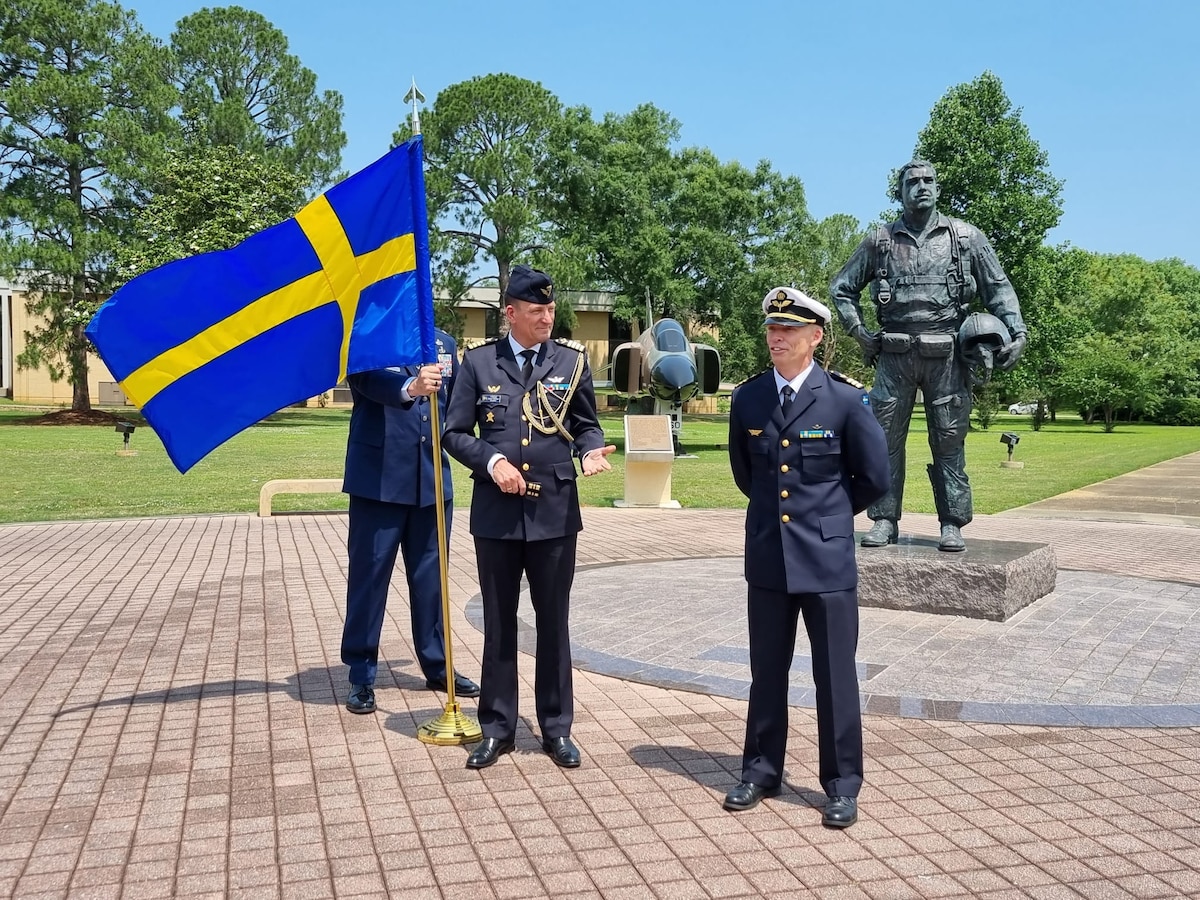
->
[780,384,794,417]
[520,348,535,382]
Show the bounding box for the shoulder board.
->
[828,370,865,390]
[734,368,773,389]
[554,338,586,353]
[462,336,500,353]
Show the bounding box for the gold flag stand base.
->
[417,702,483,746]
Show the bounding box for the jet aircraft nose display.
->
[610,315,721,456]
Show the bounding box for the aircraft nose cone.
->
[649,355,698,401]
[653,355,695,390]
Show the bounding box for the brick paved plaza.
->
[1,452,1198,899]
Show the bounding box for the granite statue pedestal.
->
[856,533,1057,621]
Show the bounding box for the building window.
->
[485,308,501,338]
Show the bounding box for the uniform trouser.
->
[342,495,451,686]
[741,585,863,798]
[867,347,973,527]
[473,534,576,742]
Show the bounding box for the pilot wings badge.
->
[748,429,763,436]
[487,385,501,392]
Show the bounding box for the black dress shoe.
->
[345,683,375,714]
[465,737,514,769]
[542,736,581,768]
[723,781,779,811]
[822,796,858,828]
[425,672,481,698]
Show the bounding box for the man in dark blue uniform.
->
[443,265,615,770]
[341,328,480,714]
[724,287,890,828]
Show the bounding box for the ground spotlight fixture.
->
[115,421,136,452]
[1000,431,1020,463]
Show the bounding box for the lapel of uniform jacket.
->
[529,341,554,388]
[771,366,823,431]
[766,374,787,435]
[784,366,824,429]
[496,339,524,388]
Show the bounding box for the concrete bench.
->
[258,478,342,517]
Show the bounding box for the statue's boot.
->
[860,519,897,548]
[939,523,966,552]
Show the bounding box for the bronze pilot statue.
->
[829,160,1027,551]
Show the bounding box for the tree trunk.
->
[70,323,91,412]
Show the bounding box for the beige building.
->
[1,276,127,406]
[1,278,625,406]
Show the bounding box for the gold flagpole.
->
[410,77,481,746]
[415,395,481,745]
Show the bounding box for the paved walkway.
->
[1,454,1199,898]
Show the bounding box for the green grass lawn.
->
[1,405,1198,524]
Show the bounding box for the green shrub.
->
[1150,397,1200,426]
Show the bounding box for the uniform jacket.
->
[729,366,890,594]
[342,329,458,508]
[443,337,605,541]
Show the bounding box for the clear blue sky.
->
[132,0,1200,267]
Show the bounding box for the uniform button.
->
[421,436,426,442]
[422,415,428,422]
[521,463,529,471]
[780,464,789,473]
[780,490,789,499]
[521,438,529,446]
[781,439,789,447]
[781,515,790,523]
[521,415,527,422]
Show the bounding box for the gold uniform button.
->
[780,490,789,499]
[521,438,529,446]
[781,515,790,523]
[781,439,790,447]
[521,415,527,422]
[521,463,529,471]
[780,464,789,473]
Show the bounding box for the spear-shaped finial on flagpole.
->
[404,77,425,135]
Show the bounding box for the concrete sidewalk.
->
[1,470,1200,897]
[1001,449,1200,527]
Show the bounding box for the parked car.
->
[1008,401,1038,415]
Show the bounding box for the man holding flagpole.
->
[340,327,481,714]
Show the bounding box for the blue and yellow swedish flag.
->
[87,137,436,473]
